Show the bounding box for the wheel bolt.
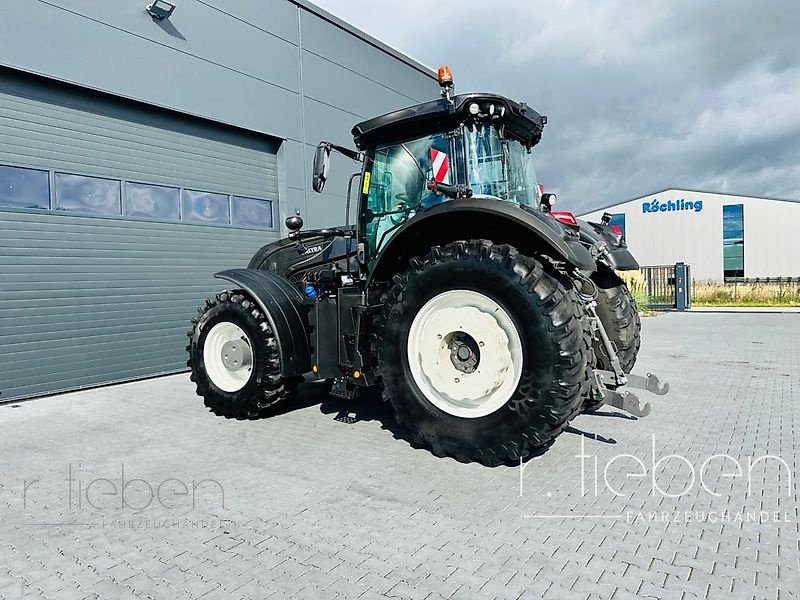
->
[479,341,484,347]
[437,334,443,339]
[454,378,460,383]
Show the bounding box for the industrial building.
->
[580,189,800,282]
[0,0,438,401]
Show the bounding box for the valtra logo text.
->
[642,198,703,213]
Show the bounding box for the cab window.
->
[364,134,453,261]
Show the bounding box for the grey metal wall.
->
[0,212,272,400]
[0,0,440,229]
[0,70,280,201]
[0,71,282,400]
[0,1,439,400]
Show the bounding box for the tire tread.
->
[186,290,298,420]
[374,240,591,466]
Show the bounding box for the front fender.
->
[579,220,640,271]
[604,247,640,271]
[215,269,311,377]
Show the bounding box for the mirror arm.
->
[327,142,362,162]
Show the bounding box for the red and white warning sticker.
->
[430,148,450,183]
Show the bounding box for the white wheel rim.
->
[203,322,254,393]
[407,290,523,418]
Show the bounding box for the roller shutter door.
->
[0,70,282,401]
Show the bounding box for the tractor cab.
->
[357,98,547,264]
[309,67,557,272]
[350,84,549,265]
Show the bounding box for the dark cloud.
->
[315,0,800,212]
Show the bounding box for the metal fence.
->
[641,265,675,308]
[723,276,800,286]
[640,263,691,310]
[694,276,800,306]
[638,271,800,310]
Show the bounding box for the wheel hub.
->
[448,332,480,373]
[203,322,254,393]
[220,339,252,371]
[407,290,524,419]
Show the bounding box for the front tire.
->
[591,266,641,373]
[187,290,298,419]
[376,241,591,466]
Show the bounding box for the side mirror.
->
[312,143,331,193]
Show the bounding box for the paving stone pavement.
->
[1,312,798,600]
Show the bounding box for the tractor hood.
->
[351,93,547,150]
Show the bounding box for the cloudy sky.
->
[314,0,800,214]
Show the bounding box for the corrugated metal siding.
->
[0,212,275,400]
[0,74,280,401]
[0,71,279,200]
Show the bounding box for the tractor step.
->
[329,377,358,400]
[591,369,670,418]
[333,410,358,424]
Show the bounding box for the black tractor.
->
[187,67,667,466]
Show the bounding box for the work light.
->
[146,0,176,20]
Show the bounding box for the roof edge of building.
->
[579,188,800,216]
[292,0,437,81]
[578,189,673,216]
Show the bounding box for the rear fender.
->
[215,269,311,377]
[367,199,595,285]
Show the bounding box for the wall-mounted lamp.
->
[146,0,176,20]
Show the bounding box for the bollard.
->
[675,262,691,311]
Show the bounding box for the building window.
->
[55,173,121,215]
[181,189,230,224]
[609,213,626,238]
[722,204,744,278]
[2,162,277,228]
[0,164,50,210]
[232,196,274,229]
[125,182,180,220]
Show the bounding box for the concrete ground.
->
[1,312,798,600]
[690,306,800,313]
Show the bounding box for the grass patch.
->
[692,281,800,307]
[618,271,656,316]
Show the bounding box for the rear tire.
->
[375,240,591,466]
[187,290,299,419]
[591,266,641,373]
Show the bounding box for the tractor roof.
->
[351,93,547,151]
